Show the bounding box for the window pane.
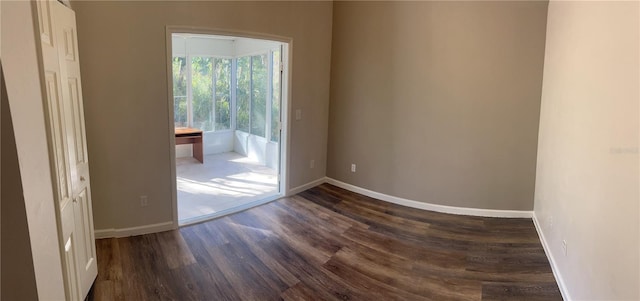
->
[214,58,231,131]
[174,97,188,127]
[172,57,188,127]
[191,57,213,132]
[251,54,267,137]
[271,50,281,142]
[236,56,250,133]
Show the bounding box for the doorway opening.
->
[167,32,289,226]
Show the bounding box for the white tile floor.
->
[176,152,279,224]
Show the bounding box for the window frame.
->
[234,47,282,142]
[172,54,234,133]
[173,48,281,138]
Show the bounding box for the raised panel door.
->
[53,2,98,299]
[35,1,98,300]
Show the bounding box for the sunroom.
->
[170,33,287,224]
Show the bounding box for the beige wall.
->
[327,1,548,210]
[72,1,333,230]
[1,1,66,299]
[534,1,639,299]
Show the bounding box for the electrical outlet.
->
[351,164,356,172]
[547,216,553,229]
[140,195,149,207]
[310,159,315,169]
[295,109,302,121]
[562,239,567,256]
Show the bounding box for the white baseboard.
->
[325,177,533,218]
[287,177,326,196]
[95,178,534,238]
[532,213,571,301]
[94,221,176,239]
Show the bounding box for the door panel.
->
[36,0,54,46]
[63,27,76,61]
[63,237,79,301]
[74,188,96,290]
[68,77,86,165]
[44,71,72,206]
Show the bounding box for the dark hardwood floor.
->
[88,184,562,300]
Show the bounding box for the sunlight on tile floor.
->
[177,152,278,222]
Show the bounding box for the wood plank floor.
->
[88,184,562,300]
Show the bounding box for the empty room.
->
[1,0,638,300]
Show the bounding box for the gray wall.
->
[1,64,38,301]
[72,1,333,231]
[327,1,548,210]
[534,1,639,299]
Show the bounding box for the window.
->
[235,49,281,141]
[173,56,232,132]
[173,57,188,128]
[251,54,268,137]
[271,49,281,142]
[236,54,268,137]
[236,56,251,133]
[214,58,232,130]
[173,45,282,139]
[191,57,213,131]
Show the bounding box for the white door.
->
[35,1,98,299]
[53,2,98,298]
